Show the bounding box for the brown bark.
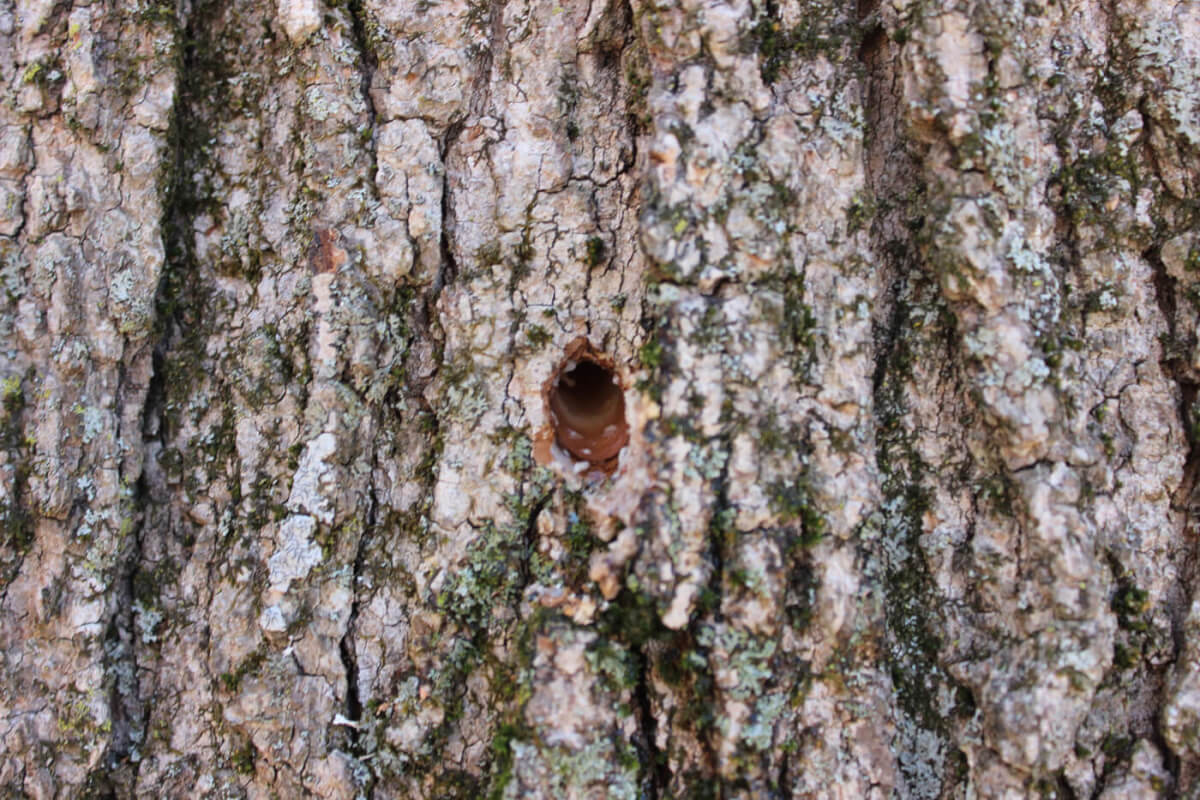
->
[1,0,1199,797]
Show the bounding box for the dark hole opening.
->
[549,358,629,466]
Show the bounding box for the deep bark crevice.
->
[434,121,465,300]
[0,366,33,601]
[633,645,665,800]
[332,0,384,738]
[1143,242,1199,792]
[344,0,381,205]
[113,0,217,790]
[860,12,976,796]
[97,1,205,789]
[338,498,372,797]
[519,493,550,590]
[336,420,385,795]
[1146,244,1200,522]
[469,0,504,118]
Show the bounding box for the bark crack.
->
[344,0,380,201]
[337,445,378,797]
[434,121,465,298]
[633,645,665,800]
[519,493,551,590]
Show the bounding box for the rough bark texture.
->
[1,0,1199,796]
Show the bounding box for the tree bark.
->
[1,0,1198,796]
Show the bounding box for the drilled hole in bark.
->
[548,345,629,473]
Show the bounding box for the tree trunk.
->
[1,0,1198,796]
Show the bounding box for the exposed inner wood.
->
[546,340,630,472]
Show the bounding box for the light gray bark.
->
[1,0,1198,797]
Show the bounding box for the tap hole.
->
[548,351,628,471]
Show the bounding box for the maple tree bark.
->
[2,0,1200,797]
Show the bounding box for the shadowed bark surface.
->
[1,0,1199,797]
